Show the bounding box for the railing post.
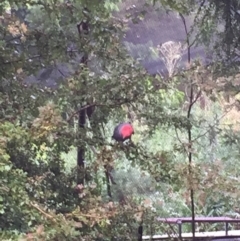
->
[177,220,182,239]
[138,224,143,241]
[225,222,229,236]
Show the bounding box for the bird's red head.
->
[120,124,134,139]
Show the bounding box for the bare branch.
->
[157,41,186,77]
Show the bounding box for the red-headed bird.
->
[112,122,134,142]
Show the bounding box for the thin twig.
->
[66,98,139,123]
[179,12,196,241]
[30,202,56,221]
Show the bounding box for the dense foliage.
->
[1,0,240,240]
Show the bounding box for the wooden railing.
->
[142,217,240,240]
